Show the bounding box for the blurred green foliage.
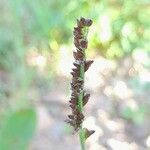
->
[122,105,147,124]
[0,0,150,70]
[0,108,36,150]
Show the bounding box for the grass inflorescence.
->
[65,17,95,150]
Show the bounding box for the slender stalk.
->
[78,61,85,111]
[78,25,89,150]
[78,51,85,150]
[79,128,85,150]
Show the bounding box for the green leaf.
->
[0,108,37,150]
[122,106,146,124]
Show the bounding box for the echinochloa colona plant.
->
[65,17,95,150]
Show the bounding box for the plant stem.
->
[78,62,84,111]
[78,50,86,150]
[79,128,85,150]
[78,27,89,150]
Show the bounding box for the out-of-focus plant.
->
[0,108,36,150]
[122,105,147,124]
[1,0,150,71]
[89,0,150,58]
[65,18,95,150]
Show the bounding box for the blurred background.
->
[0,0,150,150]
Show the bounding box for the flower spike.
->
[65,17,95,149]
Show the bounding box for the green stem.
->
[78,27,89,150]
[78,62,84,111]
[79,128,85,150]
[78,50,86,150]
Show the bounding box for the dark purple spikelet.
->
[84,128,95,140]
[65,17,95,139]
